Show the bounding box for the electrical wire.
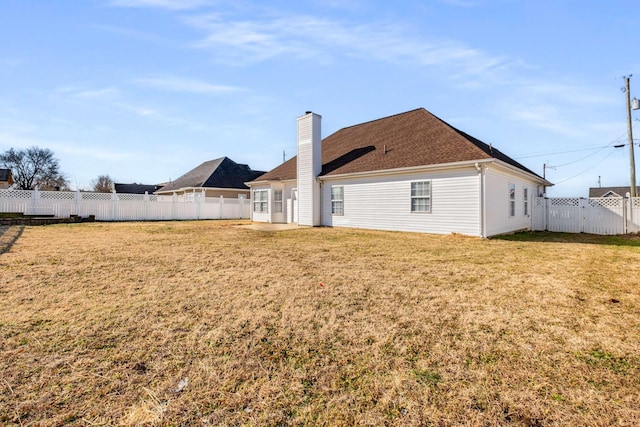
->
[552,149,618,184]
[514,120,640,161]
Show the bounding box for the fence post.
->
[75,189,81,217]
[30,186,40,215]
[112,190,118,221]
[144,191,149,220]
[172,193,177,219]
[625,195,630,234]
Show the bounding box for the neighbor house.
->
[588,186,637,198]
[155,157,265,200]
[114,183,164,194]
[247,108,551,237]
[0,169,13,189]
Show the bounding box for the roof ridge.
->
[338,107,427,131]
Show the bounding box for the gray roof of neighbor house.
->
[114,183,163,194]
[589,186,636,197]
[0,169,11,181]
[251,108,547,183]
[157,157,265,193]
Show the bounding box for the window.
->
[411,181,431,212]
[508,183,516,217]
[523,188,529,216]
[273,190,283,213]
[331,186,344,215]
[253,189,268,213]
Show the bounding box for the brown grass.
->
[1,221,639,426]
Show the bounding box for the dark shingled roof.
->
[589,186,636,197]
[253,108,543,182]
[114,183,163,194]
[157,157,265,193]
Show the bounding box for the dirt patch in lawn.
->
[1,221,639,425]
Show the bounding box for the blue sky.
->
[1,0,639,196]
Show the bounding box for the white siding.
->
[321,168,482,236]
[297,113,321,226]
[484,166,540,236]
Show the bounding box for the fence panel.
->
[533,196,640,235]
[0,189,250,221]
[584,198,625,235]
[546,198,582,233]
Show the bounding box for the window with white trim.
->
[523,187,529,216]
[253,189,268,213]
[273,190,283,213]
[411,181,431,212]
[331,186,344,215]
[508,183,516,217]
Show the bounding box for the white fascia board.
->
[490,160,553,186]
[156,186,249,194]
[246,179,297,187]
[316,158,552,186]
[317,159,495,181]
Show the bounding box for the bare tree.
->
[92,175,114,193]
[0,146,69,190]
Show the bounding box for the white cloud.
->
[134,76,242,94]
[185,13,517,82]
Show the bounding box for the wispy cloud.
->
[134,76,243,94]
[108,0,214,10]
[54,85,209,130]
[0,130,132,161]
[57,86,122,101]
[93,24,178,46]
[0,58,21,67]
[185,13,518,82]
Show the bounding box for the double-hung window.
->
[523,188,529,216]
[273,190,283,213]
[331,186,344,215]
[508,183,516,217]
[411,181,431,212]
[253,189,268,213]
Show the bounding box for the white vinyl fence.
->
[0,188,250,221]
[533,197,640,235]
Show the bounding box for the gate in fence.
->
[533,197,640,235]
[0,188,250,221]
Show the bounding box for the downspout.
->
[318,180,323,227]
[475,163,486,238]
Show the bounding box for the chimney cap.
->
[305,111,313,115]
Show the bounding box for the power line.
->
[552,149,618,185]
[514,145,613,160]
[514,120,640,160]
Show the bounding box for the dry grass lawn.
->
[1,221,639,426]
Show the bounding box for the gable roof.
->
[114,183,163,194]
[589,186,635,198]
[157,157,265,193]
[252,108,545,183]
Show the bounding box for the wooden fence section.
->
[533,197,640,235]
[0,189,250,221]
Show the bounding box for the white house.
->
[247,108,551,237]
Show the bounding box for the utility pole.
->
[625,75,637,198]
